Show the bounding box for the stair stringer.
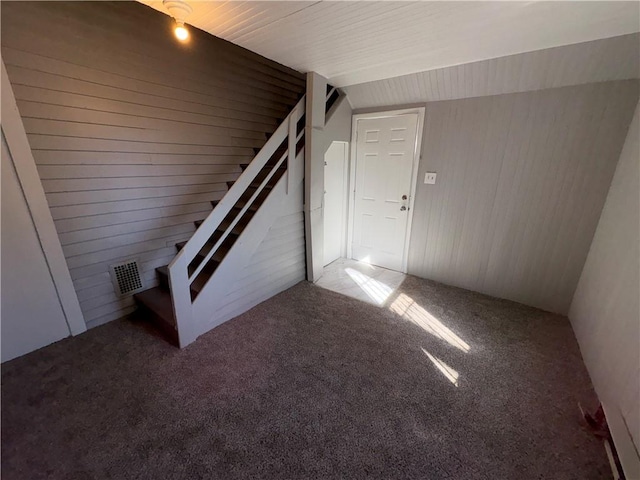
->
[189,150,305,343]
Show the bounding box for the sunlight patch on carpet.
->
[390,293,470,352]
[422,348,460,387]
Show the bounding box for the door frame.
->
[347,107,425,274]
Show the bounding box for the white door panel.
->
[352,114,418,271]
[323,142,348,266]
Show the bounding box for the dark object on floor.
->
[580,403,626,479]
[2,277,610,479]
[583,404,610,439]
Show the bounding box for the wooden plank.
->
[48,185,224,210]
[62,222,195,258]
[41,173,239,193]
[216,265,305,317]
[37,164,240,180]
[68,234,191,270]
[85,306,137,329]
[2,45,300,107]
[48,190,223,219]
[59,211,206,246]
[32,150,254,167]
[69,245,178,280]
[14,86,278,130]
[7,68,285,125]
[19,104,270,141]
[23,119,262,148]
[55,202,211,233]
[81,296,135,323]
[27,134,255,156]
[3,27,300,110]
[5,63,289,120]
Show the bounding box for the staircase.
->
[135,85,342,347]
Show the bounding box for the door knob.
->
[400,206,407,211]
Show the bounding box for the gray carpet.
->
[2,276,609,479]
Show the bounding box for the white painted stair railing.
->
[168,96,306,347]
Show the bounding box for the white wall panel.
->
[1,133,71,362]
[569,102,640,477]
[407,81,639,314]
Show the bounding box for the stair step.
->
[218,191,270,215]
[227,180,275,190]
[194,216,250,235]
[253,144,288,157]
[239,161,287,172]
[228,164,286,191]
[210,202,260,216]
[235,191,270,211]
[175,240,231,264]
[156,265,172,289]
[134,286,178,346]
[191,219,207,230]
[156,265,211,299]
[326,88,340,114]
[240,158,286,172]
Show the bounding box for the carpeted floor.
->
[2,276,609,479]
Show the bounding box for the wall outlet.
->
[424,172,437,184]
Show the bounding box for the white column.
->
[304,72,328,282]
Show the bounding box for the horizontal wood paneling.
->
[13,85,279,131]
[55,203,213,233]
[1,1,305,327]
[47,187,227,211]
[407,80,639,314]
[215,210,306,321]
[345,34,640,109]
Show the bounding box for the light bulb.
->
[174,22,189,41]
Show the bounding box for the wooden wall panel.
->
[215,212,306,322]
[345,34,640,109]
[1,1,305,328]
[569,103,640,476]
[407,81,639,314]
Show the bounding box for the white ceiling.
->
[139,1,640,87]
[344,33,640,109]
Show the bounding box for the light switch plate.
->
[424,172,437,184]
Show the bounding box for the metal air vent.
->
[109,259,144,296]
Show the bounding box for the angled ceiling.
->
[139,1,640,87]
[344,33,640,109]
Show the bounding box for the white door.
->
[352,114,419,272]
[323,142,348,266]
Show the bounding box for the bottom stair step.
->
[134,287,178,347]
[156,265,209,300]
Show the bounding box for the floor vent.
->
[110,259,144,296]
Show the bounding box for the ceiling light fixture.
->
[163,0,193,42]
[174,21,189,41]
